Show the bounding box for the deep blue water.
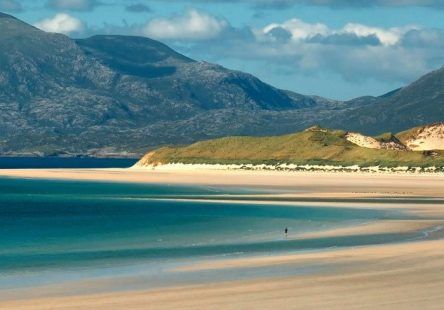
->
[0,177,422,295]
[0,157,137,169]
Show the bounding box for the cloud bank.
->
[135,10,441,85]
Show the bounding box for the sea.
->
[0,158,430,299]
[0,157,138,169]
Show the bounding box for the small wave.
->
[421,225,444,238]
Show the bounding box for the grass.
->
[142,128,444,167]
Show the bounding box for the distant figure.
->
[284,227,288,238]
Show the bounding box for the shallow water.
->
[0,177,422,296]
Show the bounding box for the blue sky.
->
[3,0,444,100]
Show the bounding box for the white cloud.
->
[342,23,417,46]
[143,9,228,40]
[34,13,85,35]
[259,19,417,46]
[261,18,329,41]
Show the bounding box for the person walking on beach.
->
[284,227,288,238]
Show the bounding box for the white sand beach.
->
[0,168,443,197]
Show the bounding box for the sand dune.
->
[402,123,444,151]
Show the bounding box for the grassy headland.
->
[138,126,444,168]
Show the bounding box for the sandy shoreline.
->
[1,168,444,309]
[2,238,444,310]
[1,168,444,198]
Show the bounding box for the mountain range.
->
[0,12,443,157]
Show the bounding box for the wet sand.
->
[2,238,444,310]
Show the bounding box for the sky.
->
[2,0,444,100]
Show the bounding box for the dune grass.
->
[141,128,444,168]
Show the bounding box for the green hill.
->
[137,126,444,168]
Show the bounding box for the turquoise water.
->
[0,178,423,296]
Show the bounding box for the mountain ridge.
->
[327,67,444,134]
[0,12,341,157]
[0,12,443,157]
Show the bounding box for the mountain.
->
[0,12,340,157]
[323,67,444,134]
[134,125,444,168]
[0,12,443,157]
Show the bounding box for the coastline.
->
[1,168,444,309]
[0,167,443,198]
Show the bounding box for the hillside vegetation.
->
[137,126,444,168]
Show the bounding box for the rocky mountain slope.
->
[0,12,443,156]
[0,12,339,157]
[135,124,444,168]
[324,68,444,134]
